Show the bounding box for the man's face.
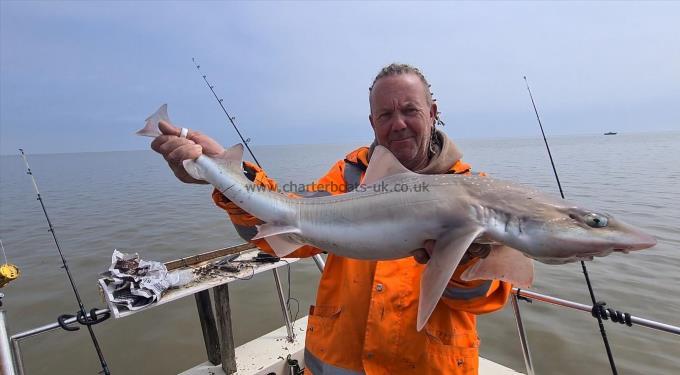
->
[369,73,437,171]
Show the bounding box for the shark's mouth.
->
[535,229,657,265]
[608,234,657,252]
[537,241,655,264]
[538,251,613,265]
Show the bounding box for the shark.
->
[139,105,657,331]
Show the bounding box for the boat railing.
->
[2,246,678,375]
[3,244,325,375]
[509,288,680,375]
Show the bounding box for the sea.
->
[1,132,678,374]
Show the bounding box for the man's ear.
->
[369,114,375,130]
[430,102,438,123]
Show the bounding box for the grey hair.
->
[369,63,445,126]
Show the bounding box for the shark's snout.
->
[608,219,657,252]
[617,232,657,251]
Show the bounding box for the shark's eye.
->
[584,213,608,228]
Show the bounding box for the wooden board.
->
[98,248,300,319]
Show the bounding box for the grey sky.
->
[1,1,678,155]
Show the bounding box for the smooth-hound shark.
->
[139,105,656,331]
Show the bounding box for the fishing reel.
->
[0,263,20,288]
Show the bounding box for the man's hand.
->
[464,243,492,263]
[412,241,491,264]
[150,120,224,184]
[412,239,436,264]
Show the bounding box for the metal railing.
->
[7,309,111,375]
[510,288,680,375]
[4,254,679,375]
[1,309,16,375]
[2,251,328,375]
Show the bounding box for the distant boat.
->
[604,132,617,135]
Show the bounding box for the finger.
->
[158,120,224,156]
[150,135,166,152]
[412,249,430,264]
[188,131,225,156]
[478,244,492,258]
[166,144,203,164]
[469,244,492,258]
[151,135,195,153]
[423,239,436,256]
[157,137,196,157]
[465,243,480,254]
[158,120,181,136]
[151,134,190,153]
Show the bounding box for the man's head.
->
[369,64,438,171]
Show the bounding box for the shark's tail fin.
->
[137,104,168,137]
[183,143,245,182]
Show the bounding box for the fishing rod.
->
[191,57,262,168]
[19,149,111,375]
[523,77,619,374]
[190,57,306,336]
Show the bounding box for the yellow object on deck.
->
[0,264,20,288]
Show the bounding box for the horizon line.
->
[1,129,678,157]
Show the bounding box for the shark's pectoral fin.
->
[253,224,304,257]
[253,223,300,240]
[261,234,304,257]
[460,245,534,288]
[418,227,483,332]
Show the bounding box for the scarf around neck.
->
[367,129,463,174]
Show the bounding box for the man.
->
[152,64,511,374]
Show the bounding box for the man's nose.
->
[390,114,408,132]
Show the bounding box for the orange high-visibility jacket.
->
[213,146,511,375]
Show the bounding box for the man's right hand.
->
[150,120,225,184]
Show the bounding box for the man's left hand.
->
[412,241,491,264]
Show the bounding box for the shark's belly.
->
[301,219,432,260]
[296,193,447,260]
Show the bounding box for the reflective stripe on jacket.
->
[213,146,511,375]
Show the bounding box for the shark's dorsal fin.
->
[183,144,244,182]
[218,143,245,163]
[204,143,245,177]
[362,145,414,185]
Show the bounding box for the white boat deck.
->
[181,316,523,375]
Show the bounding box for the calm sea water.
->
[1,132,678,374]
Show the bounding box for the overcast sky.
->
[1,1,678,154]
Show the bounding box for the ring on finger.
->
[179,127,189,138]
